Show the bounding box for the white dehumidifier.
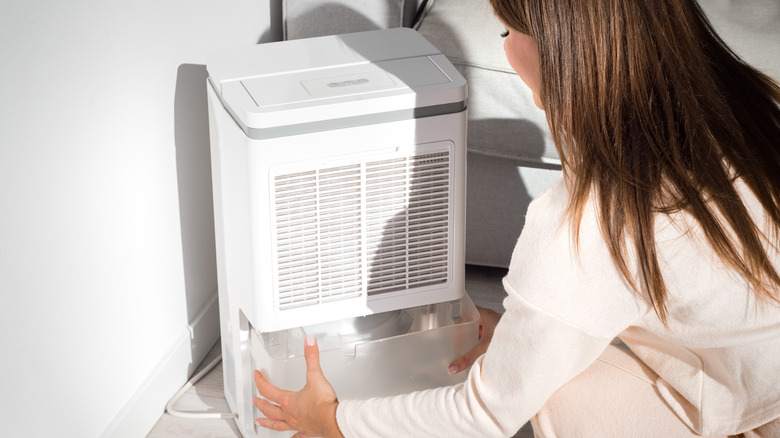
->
[207,28,479,437]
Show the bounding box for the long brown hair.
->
[491,0,780,322]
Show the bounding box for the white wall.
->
[0,0,280,436]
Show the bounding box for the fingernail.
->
[305,334,316,347]
[255,419,262,426]
[448,365,459,375]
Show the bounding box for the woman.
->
[253,0,780,436]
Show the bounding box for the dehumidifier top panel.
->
[208,28,441,83]
[240,55,451,108]
[206,28,467,138]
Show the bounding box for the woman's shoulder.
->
[520,176,576,238]
[526,175,570,216]
[505,175,648,337]
[523,175,601,241]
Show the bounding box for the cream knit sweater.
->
[336,177,780,437]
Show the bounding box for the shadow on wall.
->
[173,63,218,375]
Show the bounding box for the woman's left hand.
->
[253,335,345,438]
[447,306,502,375]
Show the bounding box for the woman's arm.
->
[254,178,648,437]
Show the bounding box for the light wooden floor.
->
[148,265,534,438]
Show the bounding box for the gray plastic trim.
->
[240,101,466,140]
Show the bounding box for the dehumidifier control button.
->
[328,78,370,87]
[301,71,397,97]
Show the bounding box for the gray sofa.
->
[281,0,780,268]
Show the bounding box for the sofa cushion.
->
[416,0,560,166]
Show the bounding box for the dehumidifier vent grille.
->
[272,150,451,311]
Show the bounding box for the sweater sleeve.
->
[336,178,651,437]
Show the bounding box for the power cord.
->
[412,0,436,30]
[165,354,238,420]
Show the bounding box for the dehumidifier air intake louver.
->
[272,149,452,311]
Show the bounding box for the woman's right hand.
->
[447,306,502,375]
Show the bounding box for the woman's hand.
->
[447,306,502,375]
[253,335,344,438]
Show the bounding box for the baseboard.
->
[100,291,221,438]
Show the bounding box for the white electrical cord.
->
[413,0,437,30]
[165,354,238,419]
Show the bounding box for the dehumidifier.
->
[207,28,479,437]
